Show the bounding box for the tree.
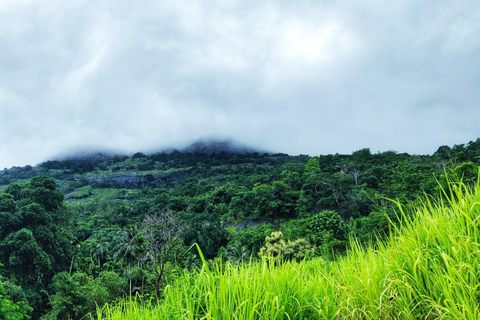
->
[45,271,126,320]
[224,242,250,264]
[271,181,297,219]
[19,176,63,211]
[0,177,70,318]
[434,145,452,160]
[0,193,15,213]
[1,229,52,286]
[228,224,276,257]
[0,280,31,320]
[142,210,186,299]
[4,183,22,201]
[89,237,109,269]
[181,202,227,259]
[308,210,348,250]
[300,157,329,213]
[0,265,31,320]
[113,226,143,269]
[280,165,303,191]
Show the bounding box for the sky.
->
[0,0,479,168]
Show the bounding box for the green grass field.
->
[96,180,480,319]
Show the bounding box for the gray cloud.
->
[0,0,479,168]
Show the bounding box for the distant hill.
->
[177,139,267,155]
[52,146,127,161]
[49,139,265,163]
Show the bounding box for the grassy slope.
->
[98,180,480,319]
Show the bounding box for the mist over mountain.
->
[52,146,127,161]
[177,139,268,155]
[49,139,268,163]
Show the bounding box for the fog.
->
[0,0,479,168]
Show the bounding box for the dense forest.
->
[0,138,479,319]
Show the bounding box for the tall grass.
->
[97,180,480,319]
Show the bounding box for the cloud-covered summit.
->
[0,0,479,168]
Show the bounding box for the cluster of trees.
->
[0,177,70,318]
[0,138,479,319]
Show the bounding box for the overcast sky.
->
[0,0,479,168]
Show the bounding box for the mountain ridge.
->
[50,139,267,162]
[177,139,267,155]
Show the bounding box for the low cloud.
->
[0,0,479,167]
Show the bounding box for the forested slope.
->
[100,176,480,319]
[0,138,479,319]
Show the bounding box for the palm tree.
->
[225,241,250,264]
[69,237,81,275]
[113,226,143,269]
[89,237,109,269]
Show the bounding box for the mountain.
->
[51,146,127,161]
[178,139,266,155]
[48,139,265,163]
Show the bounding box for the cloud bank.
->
[0,0,479,167]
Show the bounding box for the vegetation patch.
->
[98,180,480,319]
[0,138,479,319]
[65,186,93,201]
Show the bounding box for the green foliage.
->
[308,210,347,244]
[227,223,276,256]
[222,241,251,264]
[0,274,31,320]
[0,139,479,318]
[349,206,397,245]
[44,271,127,320]
[279,218,310,242]
[20,176,63,211]
[0,177,71,318]
[0,193,16,213]
[99,178,480,320]
[181,208,227,259]
[4,184,22,201]
[298,210,349,258]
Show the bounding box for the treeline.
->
[0,138,479,319]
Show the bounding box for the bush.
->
[259,231,314,261]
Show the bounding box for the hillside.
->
[0,138,479,319]
[99,179,480,319]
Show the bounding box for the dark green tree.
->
[0,177,70,318]
[307,210,348,254]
